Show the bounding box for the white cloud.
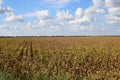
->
[1,0,119,36]
[26,22,39,29]
[118,28,120,32]
[85,6,104,16]
[35,10,51,20]
[0,24,10,30]
[71,26,86,32]
[26,22,32,28]
[74,0,80,2]
[14,25,19,30]
[45,0,70,5]
[5,13,24,22]
[108,8,120,16]
[68,5,106,33]
[104,14,120,23]
[0,0,13,14]
[0,0,3,6]
[105,0,120,23]
[50,26,60,31]
[75,8,83,18]
[56,10,73,20]
[93,0,105,7]
[44,0,80,8]
[25,10,51,20]
[69,6,104,27]
[69,16,90,25]
[105,0,120,8]
[0,7,13,14]
[45,0,70,8]
[24,10,55,29]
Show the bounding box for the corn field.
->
[0,37,120,80]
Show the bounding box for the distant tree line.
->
[0,35,120,38]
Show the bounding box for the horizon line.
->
[0,35,120,38]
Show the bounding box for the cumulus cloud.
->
[105,0,120,23]
[68,4,106,33]
[0,0,24,23]
[104,14,120,23]
[38,20,46,27]
[24,10,55,28]
[70,8,89,25]
[0,0,13,14]
[26,22,39,29]
[26,22,32,28]
[71,26,86,32]
[108,8,120,17]
[69,6,104,26]
[50,26,60,31]
[5,13,24,22]
[0,7,13,14]
[45,0,70,7]
[25,10,51,20]
[105,0,120,8]
[1,0,120,36]
[69,16,90,25]
[0,24,10,30]
[14,25,20,30]
[85,6,104,16]
[56,10,73,20]
[83,6,105,23]
[0,0,3,6]
[35,10,51,20]
[93,0,105,7]
[44,0,79,8]
[75,8,83,18]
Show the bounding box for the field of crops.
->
[0,37,120,80]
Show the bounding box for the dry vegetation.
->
[0,37,120,80]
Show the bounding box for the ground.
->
[0,37,120,80]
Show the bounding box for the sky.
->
[0,0,120,36]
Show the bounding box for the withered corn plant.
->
[0,37,120,80]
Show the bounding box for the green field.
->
[0,37,120,80]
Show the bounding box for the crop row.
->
[0,37,120,80]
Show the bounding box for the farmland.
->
[0,37,120,80]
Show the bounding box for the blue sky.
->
[0,0,120,36]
